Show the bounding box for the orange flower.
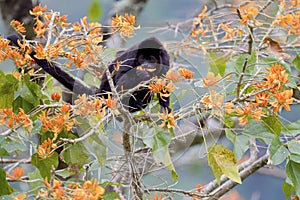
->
[203,72,221,88]
[149,79,165,93]
[235,104,264,124]
[150,192,163,200]
[178,68,194,79]
[67,49,86,69]
[72,180,105,200]
[224,102,234,114]
[7,167,24,180]
[0,108,32,132]
[219,23,235,40]
[273,13,300,34]
[112,13,139,38]
[10,20,26,33]
[196,183,202,192]
[158,109,178,129]
[252,92,269,107]
[29,4,47,17]
[43,178,65,199]
[266,64,289,84]
[61,103,71,113]
[34,43,47,59]
[166,69,181,82]
[37,138,57,159]
[102,94,117,109]
[13,194,26,200]
[123,13,136,25]
[240,7,262,26]
[17,40,32,54]
[270,89,293,113]
[201,90,223,117]
[51,93,61,101]
[149,79,175,101]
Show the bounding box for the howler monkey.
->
[7,35,170,112]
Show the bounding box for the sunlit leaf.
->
[143,127,178,182]
[88,0,103,21]
[208,52,227,76]
[262,115,282,136]
[84,72,101,88]
[29,119,42,137]
[103,192,120,200]
[62,142,91,166]
[286,160,300,197]
[31,152,59,179]
[270,136,289,165]
[242,120,275,144]
[225,129,249,160]
[89,132,107,166]
[28,169,43,194]
[0,168,16,195]
[282,180,294,200]
[208,144,241,184]
[0,71,18,109]
[292,55,300,71]
[282,119,300,137]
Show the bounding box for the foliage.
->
[0,0,300,199]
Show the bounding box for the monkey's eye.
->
[149,56,157,63]
[138,55,145,63]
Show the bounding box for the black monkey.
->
[98,37,170,112]
[7,35,171,112]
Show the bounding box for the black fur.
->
[7,35,170,112]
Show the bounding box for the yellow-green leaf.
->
[208,144,241,184]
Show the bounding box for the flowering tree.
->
[0,1,300,199]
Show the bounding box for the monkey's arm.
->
[7,35,95,95]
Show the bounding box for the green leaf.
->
[225,129,249,160]
[62,142,91,166]
[88,0,103,21]
[208,52,228,76]
[12,96,34,113]
[262,115,282,136]
[29,119,42,137]
[143,127,178,182]
[31,152,59,179]
[0,72,18,108]
[103,192,120,200]
[0,168,16,195]
[84,73,101,88]
[13,75,43,112]
[103,48,117,63]
[282,119,300,137]
[288,140,300,163]
[0,146,9,157]
[282,180,294,200]
[288,140,300,154]
[292,55,300,71]
[207,144,241,184]
[90,133,107,166]
[242,120,275,144]
[1,137,27,153]
[269,136,289,165]
[286,160,300,197]
[290,154,300,163]
[28,169,43,194]
[55,168,75,179]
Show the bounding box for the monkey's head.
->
[134,37,169,77]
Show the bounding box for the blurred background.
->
[0,0,290,199]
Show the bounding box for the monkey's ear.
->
[159,48,170,67]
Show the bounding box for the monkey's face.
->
[137,54,158,70]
